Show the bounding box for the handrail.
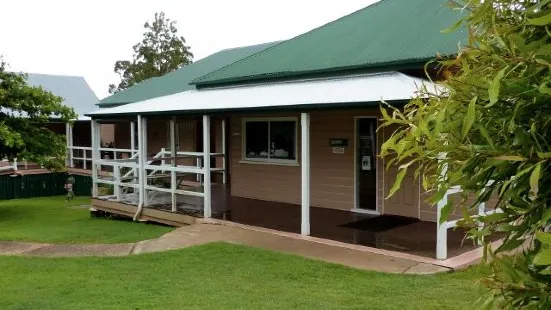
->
[158,150,225,157]
[70,146,92,151]
[119,148,165,180]
[68,146,135,153]
[437,181,496,259]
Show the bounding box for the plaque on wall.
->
[329,138,348,147]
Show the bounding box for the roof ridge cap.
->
[200,71,400,91]
[22,72,85,79]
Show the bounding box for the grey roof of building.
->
[26,73,98,119]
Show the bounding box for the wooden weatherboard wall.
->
[230,109,389,213]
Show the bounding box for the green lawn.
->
[0,242,484,310]
[0,196,173,243]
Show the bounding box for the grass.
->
[0,196,173,244]
[0,242,485,310]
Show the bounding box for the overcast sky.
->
[1,0,377,100]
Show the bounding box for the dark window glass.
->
[269,121,296,160]
[245,121,269,159]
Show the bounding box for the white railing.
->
[0,158,17,172]
[95,152,209,206]
[68,146,136,170]
[90,116,225,218]
[69,146,91,169]
[151,149,226,185]
[436,184,501,259]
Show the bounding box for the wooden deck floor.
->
[91,185,488,259]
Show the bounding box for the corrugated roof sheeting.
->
[193,0,466,86]
[98,42,281,106]
[25,73,98,120]
[88,72,439,117]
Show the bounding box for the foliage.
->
[0,58,76,170]
[109,12,193,94]
[381,0,551,308]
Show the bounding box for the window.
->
[243,118,297,164]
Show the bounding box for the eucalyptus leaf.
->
[528,11,551,26]
[386,168,407,199]
[529,163,542,197]
[462,96,477,140]
[487,68,507,107]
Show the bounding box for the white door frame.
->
[353,116,380,215]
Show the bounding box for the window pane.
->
[245,121,269,159]
[270,121,296,160]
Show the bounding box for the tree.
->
[381,0,551,308]
[109,12,193,94]
[0,58,77,170]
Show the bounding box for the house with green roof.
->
[87,0,475,261]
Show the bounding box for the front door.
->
[356,118,377,211]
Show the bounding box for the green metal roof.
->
[193,0,466,86]
[98,41,280,106]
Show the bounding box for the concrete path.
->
[0,223,451,274]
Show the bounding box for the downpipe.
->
[133,202,144,221]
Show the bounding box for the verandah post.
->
[436,152,449,260]
[170,117,177,212]
[222,119,227,184]
[301,112,311,236]
[142,116,149,206]
[65,122,73,168]
[130,121,137,178]
[203,115,211,218]
[436,195,448,259]
[137,115,145,207]
[91,120,99,198]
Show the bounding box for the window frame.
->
[241,117,299,166]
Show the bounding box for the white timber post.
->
[436,152,449,260]
[196,158,201,182]
[91,120,99,198]
[131,121,136,156]
[203,115,212,218]
[69,123,74,167]
[222,119,227,184]
[96,122,102,172]
[170,117,177,212]
[142,116,149,206]
[82,149,88,170]
[477,199,486,246]
[65,122,72,168]
[161,148,166,173]
[130,121,137,177]
[436,195,448,259]
[137,115,145,207]
[83,149,87,170]
[114,162,121,201]
[12,158,17,172]
[301,112,311,236]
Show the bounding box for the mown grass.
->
[0,242,485,310]
[0,196,173,243]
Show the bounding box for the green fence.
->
[0,173,92,200]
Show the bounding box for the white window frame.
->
[241,117,299,166]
